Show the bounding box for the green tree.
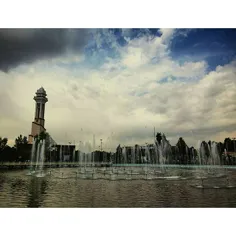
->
[224,138,234,152]
[0,137,8,150]
[176,137,188,164]
[208,140,212,149]
[155,132,162,145]
[176,137,187,151]
[38,131,48,141]
[15,135,28,149]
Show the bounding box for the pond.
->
[0,167,236,207]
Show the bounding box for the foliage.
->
[175,137,188,163]
[0,137,8,150]
[155,132,162,145]
[176,137,187,152]
[208,140,212,149]
[39,131,48,140]
[33,131,49,143]
[224,137,236,152]
[15,135,28,148]
[33,131,49,146]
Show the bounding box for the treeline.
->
[1,132,236,164]
[0,135,30,162]
[114,133,236,165]
[0,131,52,162]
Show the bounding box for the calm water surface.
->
[0,167,236,207]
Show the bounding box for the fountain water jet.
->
[29,139,36,172]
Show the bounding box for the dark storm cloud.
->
[0,29,88,72]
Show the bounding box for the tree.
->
[155,132,162,145]
[217,142,224,163]
[39,131,47,140]
[0,137,8,150]
[0,137,13,162]
[224,138,234,152]
[208,140,212,149]
[15,135,28,149]
[176,137,187,151]
[176,137,188,164]
[116,144,122,163]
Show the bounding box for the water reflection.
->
[0,173,5,191]
[27,177,48,207]
[0,168,236,207]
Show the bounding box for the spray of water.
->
[39,140,45,171]
[30,139,36,171]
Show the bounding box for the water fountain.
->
[72,147,76,163]
[25,131,235,190]
[29,139,36,172]
[26,132,49,177]
[59,145,63,166]
[35,140,46,177]
[35,141,41,170]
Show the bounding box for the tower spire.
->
[28,87,48,144]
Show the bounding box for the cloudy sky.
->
[0,28,236,150]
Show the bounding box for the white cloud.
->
[0,30,236,151]
[119,31,170,69]
[158,28,175,43]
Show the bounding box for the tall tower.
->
[28,87,48,144]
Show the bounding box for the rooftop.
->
[36,87,47,95]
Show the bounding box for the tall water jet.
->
[153,143,158,164]
[144,144,150,175]
[192,148,195,164]
[155,134,170,165]
[156,141,164,165]
[122,147,127,165]
[78,150,83,166]
[131,146,135,164]
[153,134,172,173]
[224,149,227,163]
[84,152,87,169]
[35,141,41,170]
[210,141,221,166]
[197,140,203,165]
[186,146,189,164]
[92,152,94,166]
[145,145,150,163]
[59,145,63,166]
[30,139,36,171]
[72,147,76,163]
[39,140,45,171]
